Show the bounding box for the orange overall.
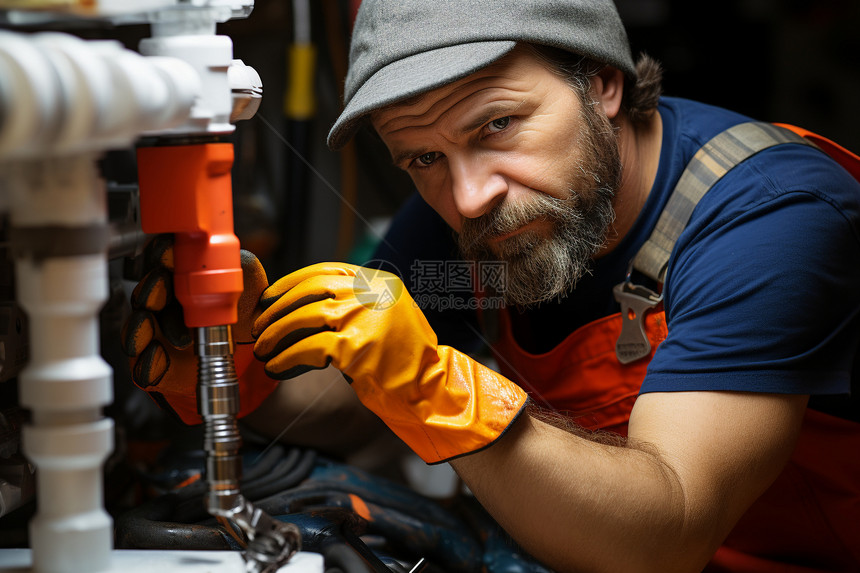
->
[486,126,860,572]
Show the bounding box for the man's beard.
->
[458,99,621,307]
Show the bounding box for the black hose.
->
[241,447,299,491]
[242,443,291,482]
[165,446,314,522]
[121,447,316,541]
[337,526,392,573]
[289,508,392,573]
[115,494,234,550]
[252,481,481,573]
[242,448,317,500]
[321,541,375,573]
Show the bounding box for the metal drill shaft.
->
[195,325,301,572]
[196,325,243,510]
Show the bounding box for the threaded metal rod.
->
[195,325,301,572]
[197,325,243,510]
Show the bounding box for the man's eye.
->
[487,116,511,133]
[415,152,439,167]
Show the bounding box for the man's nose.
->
[449,154,508,219]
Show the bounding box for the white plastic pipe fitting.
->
[0,31,200,160]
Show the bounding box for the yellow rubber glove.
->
[251,262,528,464]
[122,235,278,425]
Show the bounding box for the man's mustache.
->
[459,192,580,252]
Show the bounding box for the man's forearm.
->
[451,413,712,573]
[450,390,807,573]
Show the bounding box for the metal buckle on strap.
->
[613,264,663,365]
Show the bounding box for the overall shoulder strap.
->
[614,121,819,363]
[632,121,817,284]
[775,123,860,181]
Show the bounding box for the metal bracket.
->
[612,278,662,365]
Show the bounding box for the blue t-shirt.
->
[371,97,860,415]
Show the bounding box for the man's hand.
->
[122,235,278,425]
[251,262,528,464]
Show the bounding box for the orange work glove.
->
[251,262,528,464]
[122,235,278,425]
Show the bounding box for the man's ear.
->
[590,67,625,119]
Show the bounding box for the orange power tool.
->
[137,142,242,328]
[136,141,301,571]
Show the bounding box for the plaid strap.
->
[631,122,819,284]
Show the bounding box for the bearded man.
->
[131,1,860,570]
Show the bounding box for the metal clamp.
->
[612,267,663,365]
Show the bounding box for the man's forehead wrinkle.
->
[376,73,514,134]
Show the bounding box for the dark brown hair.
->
[526,44,663,126]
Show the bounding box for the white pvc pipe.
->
[0,31,200,160]
[0,17,257,572]
[0,31,200,570]
[9,155,113,573]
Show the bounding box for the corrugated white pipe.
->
[0,30,199,161]
[9,153,114,573]
[0,29,199,573]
